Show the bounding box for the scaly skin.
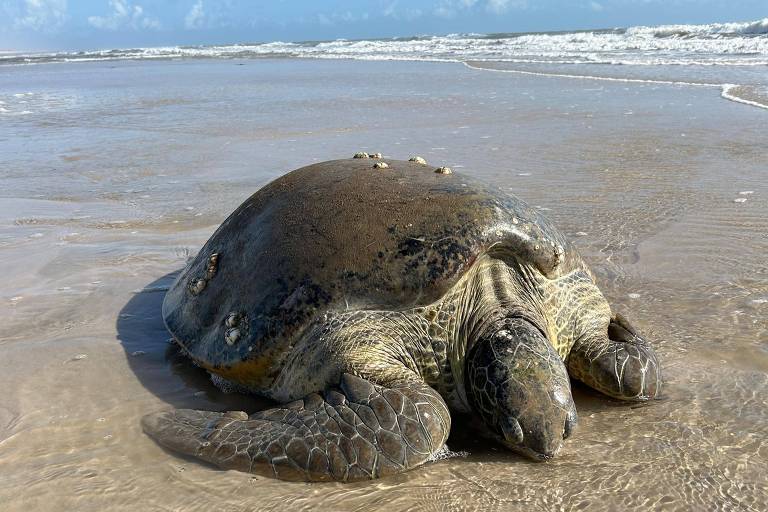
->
[142,374,450,482]
[566,313,662,400]
[144,253,661,480]
[466,316,578,460]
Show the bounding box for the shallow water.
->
[0,58,766,511]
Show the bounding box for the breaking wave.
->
[2,18,766,110]
[4,18,767,67]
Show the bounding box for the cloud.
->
[182,0,239,30]
[315,10,370,26]
[87,0,160,31]
[184,0,204,29]
[486,0,528,13]
[589,1,604,11]
[12,0,67,31]
[382,1,422,21]
[316,12,331,25]
[434,0,525,18]
[433,0,461,18]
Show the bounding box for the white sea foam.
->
[626,18,768,38]
[721,84,768,110]
[1,19,766,110]
[462,61,723,88]
[3,18,767,67]
[463,63,768,110]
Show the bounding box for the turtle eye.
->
[500,416,524,444]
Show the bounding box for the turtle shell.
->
[162,158,575,388]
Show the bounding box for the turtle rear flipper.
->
[142,374,450,482]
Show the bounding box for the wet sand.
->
[0,59,766,511]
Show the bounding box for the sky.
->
[1,0,766,51]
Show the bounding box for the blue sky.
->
[1,0,765,51]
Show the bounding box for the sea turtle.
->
[143,156,662,482]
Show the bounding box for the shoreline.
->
[464,60,768,111]
[2,54,767,113]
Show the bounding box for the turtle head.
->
[465,317,577,461]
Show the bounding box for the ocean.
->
[3,18,768,111]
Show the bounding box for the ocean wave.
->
[3,18,767,68]
[3,19,766,111]
[625,18,768,39]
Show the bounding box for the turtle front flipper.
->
[142,373,450,482]
[566,313,662,401]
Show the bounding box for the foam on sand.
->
[464,61,768,111]
[721,84,768,110]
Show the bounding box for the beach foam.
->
[464,61,768,110]
[721,84,768,110]
[3,18,767,67]
[3,18,765,111]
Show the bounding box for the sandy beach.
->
[1,57,766,510]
